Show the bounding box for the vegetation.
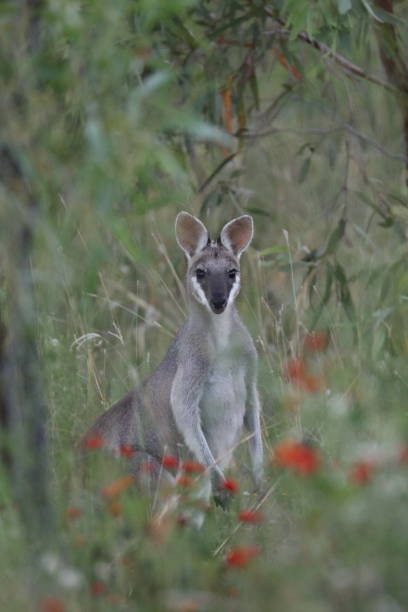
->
[1,0,408,610]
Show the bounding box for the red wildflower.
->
[107,500,123,517]
[283,358,322,392]
[303,374,322,392]
[119,445,134,458]
[181,460,205,473]
[221,478,240,494]
[284,357,307,380]
[274,439,320,475]
[65,506,81,520]
[101,475,135,499]
[237,509,263,523]
[176,515,189,527]
[83,435,104,450]
[398,446,408,465]
[162,455,179,469]
[140,460,154,473]
[39,596,65,612]
[105,595,124,605]
[73,535,86,547]
[90,581,105,596]
[176,475,193,487]
[349,460,375,485]
[304,330,329,352]
[226,546,259,568]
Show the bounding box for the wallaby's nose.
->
[211,297,227,313]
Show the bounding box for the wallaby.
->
[82,212,263,508]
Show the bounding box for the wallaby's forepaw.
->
[213,487,231,510]
[213,491,230,510]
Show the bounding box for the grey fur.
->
[82,212,264,503]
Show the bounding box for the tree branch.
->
[264,8,403,95]
[373,0,408,185]
[240,123,408,164]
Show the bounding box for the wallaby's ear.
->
[175,211,209,259]
[220,215,253,258]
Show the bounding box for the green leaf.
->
[337,0,352,15]
[360,0,385,22]
[259,245,288,256]
[135,71,172,100]
[310,264,333,328]
[246,207,274,219]
[334,262,357,323]
[388,193,408,209]
[287,3,309,41]
[324,218,346,256]
[391,205,408,223]
[298,157,311,184]
[187,121,234,148]
[295,142,312,157]
[356,191,390,221]
[372,325,387,359]
[249,70,260,111]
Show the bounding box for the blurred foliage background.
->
[1,0,408,610]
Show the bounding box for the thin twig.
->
[212,476,283,557]
[198,152,237,193]
[240,123,408,163]
[151,231,187,307]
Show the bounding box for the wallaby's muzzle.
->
[210,298,227,314]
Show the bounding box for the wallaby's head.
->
[175,212,253,315]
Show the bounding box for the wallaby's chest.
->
[200,355,247,462]
[201,339,247,412]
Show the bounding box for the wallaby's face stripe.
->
[226,273,241,308]
[191,275,212,312]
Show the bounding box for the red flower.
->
[119,445,134,458]
[65,506,81,520]
[162,455,179,469]
[39,596,65,612]
[83,435,104,450]
[90,581,105,596]
[303,374,322,392]
[181,460,205,473]
[221,478,240,494]
[107,501,123,518]
[274,439,320,475]
[176,475,193,487]
[398,446,408,465]
[106,595,124,605]
[284,357,307,380]
[226,546,259,568]
[283,358,322,392]
[140,460,154,473]
[304,331,329,352]
[101,475,135,499]
[238,509,263,523]
[349,461,375,485]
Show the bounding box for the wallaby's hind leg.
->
[130,452,175,498]
[129,452,181,521]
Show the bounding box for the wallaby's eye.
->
[196,269,206,280]
[228,269,237,280]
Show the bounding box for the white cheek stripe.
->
[191,277,212,312]
[191,276,240,312]
[227,277,240,308]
